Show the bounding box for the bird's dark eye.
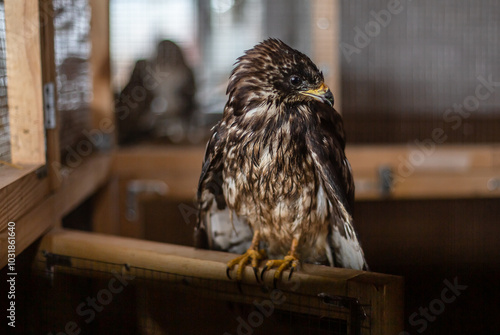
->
[290,75,302,86]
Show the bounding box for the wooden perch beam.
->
[37,228,404,335]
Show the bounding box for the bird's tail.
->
[329,218,369,271]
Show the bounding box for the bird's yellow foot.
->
[226,230,265,284]
[226,248,266,282]
[260,238,300,288]
[260,254,300,288]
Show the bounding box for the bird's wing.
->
[195,122,253,253]
[306,105,368,271]
[195,123,225,249]
[307,105,354,213]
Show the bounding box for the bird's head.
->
[225,38,334,118]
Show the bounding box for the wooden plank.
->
[39,0,61,190]
[392,170,500,199]
[0,163,40,189]
[113,145,205,175]
[346,144,500,173]
[0,154,111,267]
[311,0,341,113]
[0,166,49,230]
[36,228,404,332]
[114,145,500,177]
[355,169,500,200]
[0,187,56,267]
[113,145,204,199]
[37,229,352,286]
[56,153,111,216]
[347,145,500,199]
[4,0,45,164]
[493,145,500,167]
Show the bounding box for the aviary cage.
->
[2,0,500,333]
[0,0,417,334]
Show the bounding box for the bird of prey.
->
[151,40,196,141]
[196,39,368,285]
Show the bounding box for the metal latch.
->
[487,178,500,191]
[378,165,394,196]
[318,293,367,335]
[42,251,72,285]
[43,82,56,129]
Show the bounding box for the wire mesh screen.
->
[0,0,10,163]
[53,0,93,162]
[340,0,500,143]
[12,252,374,335]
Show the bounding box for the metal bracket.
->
[43,82,56,129]
[378,165,394,196]
[487,178,500,191]
[42,251,72,285]
[318,293,367,335]
[126,180,168,221]
[43,251,72,269]
[35,165,48,179]
[95,133,113,151]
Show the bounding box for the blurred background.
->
[110,0,500,145]
[110,0,314,144]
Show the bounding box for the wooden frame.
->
[0,154,111,267]
[37,228,404,335]
[5,0,45,165]
[0,0,113,268]
[89,0,113,131]
[39,0,60,191]
[0,0,50,264]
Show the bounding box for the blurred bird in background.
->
[115,40,196,144]
[151,40,196,142]
[115,59,155,144]
[196,39,368,286]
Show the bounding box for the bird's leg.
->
[261,238,300,288]
[226,230,266,283]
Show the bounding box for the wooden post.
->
[89,0,114,142]
[39,0,60,190]
[92,176,120,234]
[311,0,342,113]
[4,0,45,165]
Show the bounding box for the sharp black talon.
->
[226,267,232,280]
[260,266,268,281]
[288,267,295,281]
[273,276,278,289]
[253,267,260,283]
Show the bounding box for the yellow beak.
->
[299,83,334,107]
